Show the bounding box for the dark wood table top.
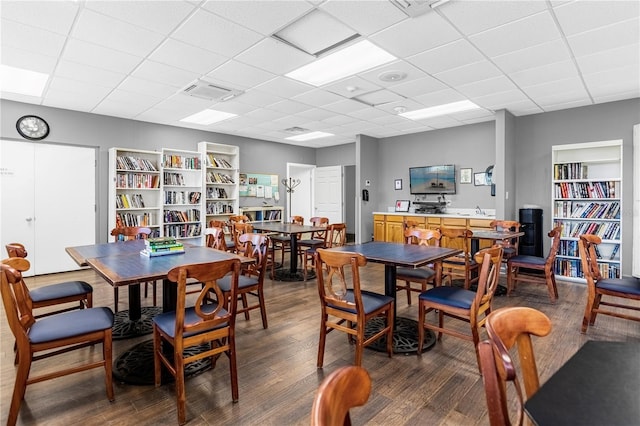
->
[524,340,640,426]
[251,222,326,235]
[326,241,461,268]
[469,229,524,240]
[66,239,147,267]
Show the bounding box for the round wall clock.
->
[16,115,50,140]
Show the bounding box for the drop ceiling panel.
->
[319,0,407,36]
[1,19,67,58]
[268,99,313,114]
[62,39,141,74]
[456,75,518,99]
[235,90,284,108]
[292,89,345,107]
[0,46,58,74]
[101,89,163,109]
[510,60,579,88]
[43,88,103,111]
[408,39,485,75]
[244,108,283,122]
[254,76,313,98]
[323,76,381,98]
[234,37,314,75]
[48,76,113,99]
[470,90,535,110]
[55,60,126,88]
[553,0,639,36]
[434,60,502,87]
[208,100,257,116]
[491,39,571,74]
[1,1,79,35]
[414,88,468,107]
[322,115,357,126]
[566,18,640,58]
[294,108,336,121]
[131,61,200,88]
[575,44,640,75]
[205,60,276,90]
[84,0,195,34]
[150,39,227,74]
[323,98,370,114]
[583,65,640,97]
[523,77,588,100]
[118,76,179,98]
[359,61,429,88]
[389,76,449,98]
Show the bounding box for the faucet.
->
[476,205,485,215]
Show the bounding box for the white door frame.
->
[286,163,314,222]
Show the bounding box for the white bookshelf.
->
[239,206,284,223]
[552,140,622,282]
[198,141,239,228]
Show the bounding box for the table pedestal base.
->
[271,268,316,282]
[113,340,213,385]
[112,307,162,340]
[364,317,436,354]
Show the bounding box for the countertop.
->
[374,211,496,220]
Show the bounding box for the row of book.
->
[554,181,619,199]
[553,201,620,219]
[116,155,157,172]
[555,259,620,279]
[116,193,146,209]
[116,173,160,189]
[205,154,233,169]
[164,209,200,223]
[163,172,186,186]
[116,212,156,227]
[206,187,229,199]
[164,223,202,238]
[162,155,201,170]
[556,220,620,240]
[244,210,282,221]
[164,191,201,205]
[206,201,234,215]
[140,237,184,257]
[558,240,620,260]
[206,172,235,184]
[553,162,588,180]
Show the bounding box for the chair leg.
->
[354,323,365,366]
[228,335,239,402]
[175,357,187,425]
[581,294,595,333]
[113,287,119,313]
[86,291,93,308]
[317,315,327,367]
[9,350,32,426]
[258,291,268,329]
[153,327,162,387]
[103,329,114,401]
[386,306,394,358]
[546,273,558,302]
[152,281,157,306]
[405,282,412,305]
[417,303,425,355]
[240,294,250,320]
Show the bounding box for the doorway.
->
[287,163,314,221]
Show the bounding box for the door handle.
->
[25,217,33,222]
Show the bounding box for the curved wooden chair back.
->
[473,246,504,306]
[404,219,422,230]
[238,233,268,279]
[229,215,250,223]
[327,223,347,248]
[439,227,478,289]
[231,222,254,253]
[290,215,304,225]
[308,216,330,240]
[310,366,372,426]
[481,307,552,426]
[5,243,28,258]
[205,226,228,251]
[490,220,521,257]
[405,228,441,247]
[110,226,151,241]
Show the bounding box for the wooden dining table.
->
[524,340,640,425]
[324,241,462,354]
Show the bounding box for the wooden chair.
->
[1,260,114,426]
[489,220,521,262]
[315,248,394,367]
[5,243,93,318]
[218,233,269,329]
[578,234,640,333]
[230,222,253,254]
[310,366,372,426]
[298,216,330,269]
[152,258,242,425]
[396,228,441,305]
[204,225,228,251]
[110,226,156,312]
[209,219,233,251]
[506,226,562,302]
[439,227,480,289]
[301,223,347,282]
[417,246,503,369]
[479,306,552,426]
[270,215,304,277]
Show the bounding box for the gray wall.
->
[316,142,355,167]
[356,134,380,243]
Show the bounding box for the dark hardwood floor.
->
[2,261,639,425]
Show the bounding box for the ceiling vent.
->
[283,126,309,134]
[388,0,438,17]
[182,80,243,101]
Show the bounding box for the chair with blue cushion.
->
[1,259,114,426]
[417,246,503,369]
[439,227,480,290]
[396,228,441,305]
[218,232,269,329]
[5,243,93,318]
[506,226,562,302]
[152,258,242,425]
[302,223,347,282]
[578,234,640,333]
[489,220,521,262]
[315,248,394,367]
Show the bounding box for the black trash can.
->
[519,208,543,257]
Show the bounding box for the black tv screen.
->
[409,165,456,194]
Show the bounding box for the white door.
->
[1,140,96,275]
[314,165,343,224]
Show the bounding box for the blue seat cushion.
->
[153,304,228,338]
[419,286,475,309]
[29,307,113,344]
[502,247,517,256]
[397,267,436,281]
[597,276,640,296]
[327,290,393,315]
[270,235,290,243]
[217,275,258,292]
[509,255,546,266]
[30,281,93,303]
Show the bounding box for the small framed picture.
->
[460,168,472,184]
[474,172,488,186]
[394,179,402,190]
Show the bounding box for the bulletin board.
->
[239,173,280,200]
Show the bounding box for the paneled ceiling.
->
[1,0,638,148]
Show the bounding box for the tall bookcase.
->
[552,140,622,282]
[161,148,203,244]
[198,141,239,227]
[108,148,162,239]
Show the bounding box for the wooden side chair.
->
[301,223,347,282]
[417,246,503,369]
[298,216,329,269]
[310,366,372,426]
[218,233,269,329]
[152,258,242,425]
[5,243,93,318]
[270,215,304,277]
[315,248,394,367]
[479,306,552,426]
[489,220,521,262]
[204,225,228,251]
[209,219,233,252]
[230,222,253,254]
[396,228,441,305]
[439,227,480,289]
[110,226,156,312]
[1,260,114,426]
[578,234,640,333]
[506,226,562,302]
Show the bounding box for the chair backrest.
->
[578,234,603,282]
[289,215,304,225]
[310,366,372,426]
[237,233,268,280]
[110,226,151,242]
[473,246,503,305]
[544,226,563,267]
[404,219,421,230]
[166,258,241,339]
[1,259,36,347]
[439,227,473,256]
[6,243,27,258]
[490,220,521,251]
[316,249,367,315]
[229,215,250,223]
[231,222,254,253]
[309,217,330,239]
[326,223,347,248]
[481,306,552,426]
[405,228,441,247]
[205,226,228,251]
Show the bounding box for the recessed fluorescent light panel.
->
[286,40,396,87]
[0,65,49,97]
[180,109,237,125]
[285,131,334,142]
[399,100,481,120]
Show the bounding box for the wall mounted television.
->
[409,165,456,194]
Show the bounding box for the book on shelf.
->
[609,244,620,261]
